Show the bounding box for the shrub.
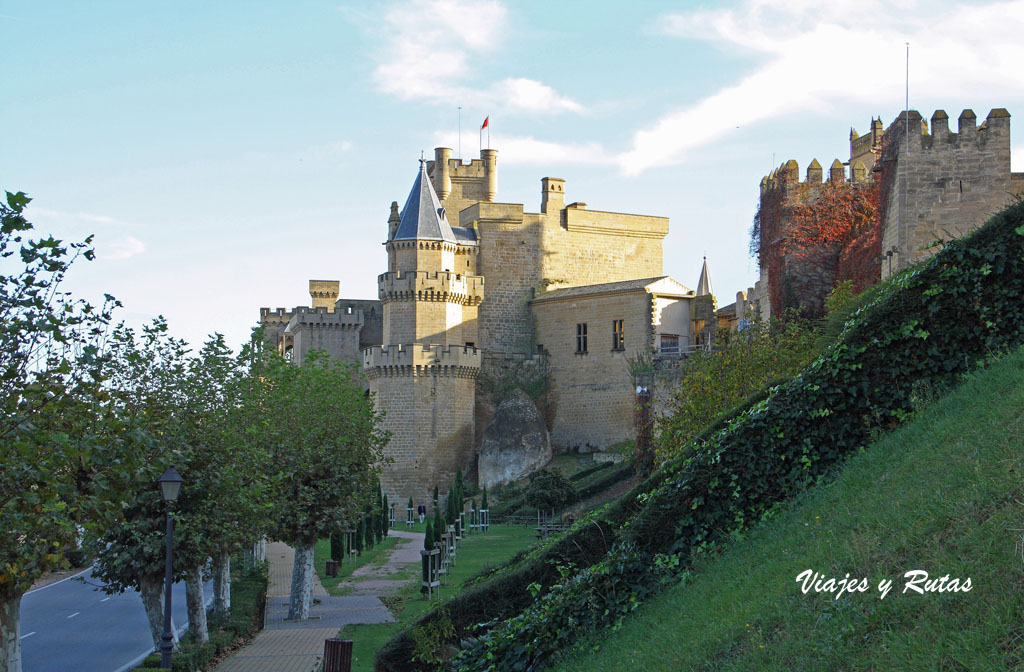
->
[523,470,577,512]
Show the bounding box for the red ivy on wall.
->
[754,172,881,317]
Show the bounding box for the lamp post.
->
[157,466,184,669]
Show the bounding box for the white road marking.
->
[101,597,111,602]
[24,566,93,595]
[67,612,80,619]
[20,632,36,640]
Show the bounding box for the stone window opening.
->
[612,319,625,351]
[576,323,588,354]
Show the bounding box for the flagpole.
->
[458,106,462,162]
[905,42,910,156]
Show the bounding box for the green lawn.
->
[551,348,1024,672]
[337,524,539,672]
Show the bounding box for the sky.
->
[4,0,1024,352]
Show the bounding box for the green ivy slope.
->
[448,202,1024,672]
[552,345,1024,671]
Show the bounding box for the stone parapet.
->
[288,305,365,328]
[363,344,481,379]
[378,270,484,305]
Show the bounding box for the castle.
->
[755,108,1024,318]
[260,147,716,501]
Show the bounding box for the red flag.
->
[481,116,489,130]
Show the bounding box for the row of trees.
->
[0,193,388,670]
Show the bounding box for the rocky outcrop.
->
[478,389,551,488]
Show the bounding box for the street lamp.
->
[157,466,183,669]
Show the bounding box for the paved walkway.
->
[339,529,424,597]
[214,541,398,672]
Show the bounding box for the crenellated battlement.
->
[760,156,859,202]
[889,108,1011,153]
[362,343,482,379]
[260,307,293,321]
[378,270,484,305]
[288,305,365,328]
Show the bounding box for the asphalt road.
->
[20,567,205,672]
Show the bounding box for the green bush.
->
[523,470,577,511]
[449,201,1024,670]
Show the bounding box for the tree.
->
[92,325,273,647]
[259,349,388,620]
[0,192,140,672]
[90,320,193,649]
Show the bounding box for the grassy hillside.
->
[552,348,1024,672]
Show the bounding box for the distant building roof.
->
[532,276,694,303]
[696,257,713,297]
[450,225,478,244]
[393,159,458,243]
[716,302,737,319]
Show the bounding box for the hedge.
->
[449,202,1024,670]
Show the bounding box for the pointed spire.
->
[393,158,457,243]
[696,256,713,297]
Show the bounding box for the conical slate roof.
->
[696,256,713,296]
[392,159,457,243]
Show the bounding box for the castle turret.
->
[696,256,713,297]
[693,257,717,347]
[388,201,400,241]
[368,158,484,503]
[309,280,339,311]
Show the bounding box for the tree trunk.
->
[140,576,178,652]
[185,567,209,644]
[212,552,231,613]
[1,592,23,672]
[287,541,315,620]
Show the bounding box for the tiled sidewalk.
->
[213,542,394,672]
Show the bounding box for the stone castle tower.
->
[362,159,485,498]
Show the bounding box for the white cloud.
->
[368,0,582,114]
[434,131,612,165]
[100,235,146,260]
[621,0,1024,174]
[27,207,146,260]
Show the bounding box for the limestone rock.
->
[478,389,551,488]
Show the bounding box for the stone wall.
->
[368,365,477,504]
[882,109,1018,276]
[532,289,653,451]
[461,202,541,355]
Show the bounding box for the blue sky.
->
[4,0,1024,351]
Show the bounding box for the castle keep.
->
[261,147,715,501]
